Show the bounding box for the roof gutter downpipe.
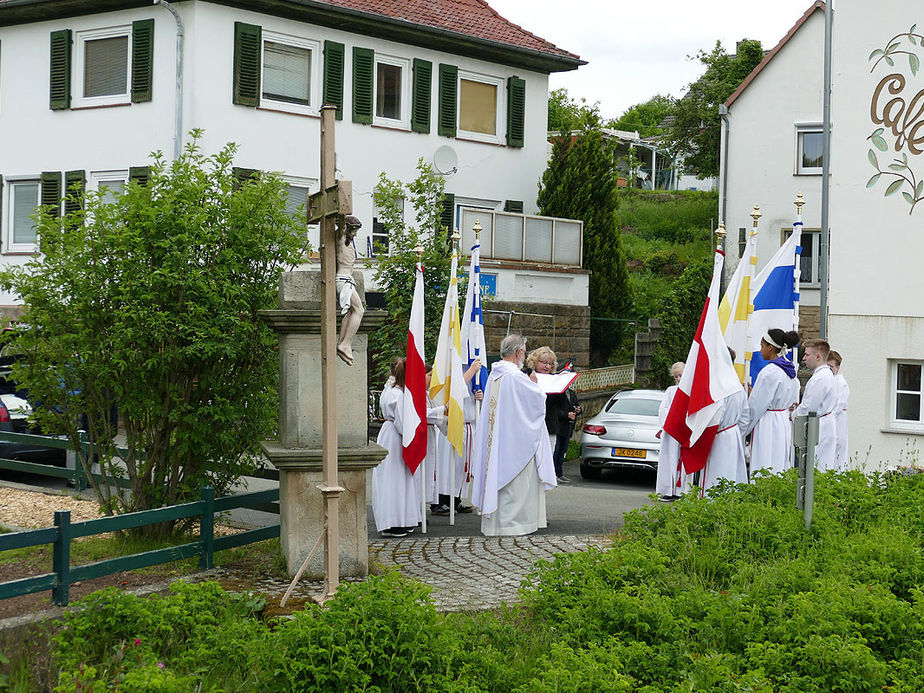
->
[154,0,184,160]
[719,103,729,229]
[819,0,833,339]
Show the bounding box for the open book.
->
[534,371,578,395]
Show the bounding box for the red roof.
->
[725,1,825,108]
[317,0,580,62]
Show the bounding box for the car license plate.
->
[612,447,646,458]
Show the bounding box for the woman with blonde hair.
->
[526,346,572,482]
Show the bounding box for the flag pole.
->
[793,193,804,353]
[745,207,761,389]
[472,220,483,419]
[449,228,461,526]
[415,242,427,536]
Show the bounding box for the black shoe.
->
[556,475,571,484]
[657,495,679,503]
[431,504,451,516]
[381,528,408,538]
[455,503,474,514]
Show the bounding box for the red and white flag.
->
[663,250,741,474]
[402,261,427,473]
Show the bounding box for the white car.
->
[579,389,665,480]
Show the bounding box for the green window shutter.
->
[411,58,432,133]
[437,64,458,138]
[131,18,154,103]
[129,166,150,186]
[41,171,62,218]
[504,200,524,214]
[64,170,86,215]
[0,175,3,248]
[440,193,455,234]
[506,76,526,147]
[49,29,72,111]
[233,22,261,107]
[352,47,374,125]
[323,40,345,120]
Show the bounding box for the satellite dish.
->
[433,145,459,176]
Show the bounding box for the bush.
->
[48,472,924,691]
[615,189,718,245]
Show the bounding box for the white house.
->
[721,0,924,470]
[719,1,826,335]
[0,0,589,336]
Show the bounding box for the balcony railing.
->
[459,207,583,268]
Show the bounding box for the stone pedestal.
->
[259,270,387,578]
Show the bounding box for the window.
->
[6,180,40,252]
[892,361,924,429]
[74,26,131,107]
[260,32,320,115]
[796,125,824,175]
[281,176,318,250]
[371,197,404,257]
[783,228,822,287]
[90,170,128,205]
[374,55,409,128]
[458,71,503,143]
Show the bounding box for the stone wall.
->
[482,299,590,368]
[799,306,821,340]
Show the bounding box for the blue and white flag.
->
[460,239,488,393]
[747,223,802,383]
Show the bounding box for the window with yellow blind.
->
[458,72,503,143]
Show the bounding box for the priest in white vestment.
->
[828,351,850,470]
[471,334,557,536]
[793,339,838,472]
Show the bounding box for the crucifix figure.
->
[335,214,365,365]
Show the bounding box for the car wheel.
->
[579,460,602,480]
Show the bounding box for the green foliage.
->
[0,132,305,530]
[651,258,712,386]
[370,160,462,381]
[538,124,632,364]
[608,94,674,138]
[663,39,765,179]
[616,189,719,244]
[48,473,924,691]
[547,87,600,132]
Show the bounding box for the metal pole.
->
[804,413,818,530]
[819,0,833,338]
[319,104,342,599]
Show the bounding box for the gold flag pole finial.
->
[473,219,482,241]
[715,220,727,240]
[795,193,805,217]
[750,205,762,228]
[451,228,461,253]
[414,243,424,265]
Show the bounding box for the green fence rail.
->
[0,486,280,606]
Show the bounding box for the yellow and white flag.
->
[429,245,467,456]
[718,230,758,384]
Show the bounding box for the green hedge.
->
[42,470,924,692]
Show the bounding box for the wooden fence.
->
[0,485,280,606]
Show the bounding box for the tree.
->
[537,124,632,365]
[0,133,306,534]
[609,95,674,138]
[662,39,764,179]
[370,160,461,381]
[650,258,712,387]
[547,88,600,132]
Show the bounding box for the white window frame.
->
[73,25,132,108]
[90,169,129,205]
[783,227,821,288]
[457,70,504,145]
[260,31,321,116]
[371,197,405,257]
[795,123,824,175]
[889,360,924,432]
[5,177,41,254]
[281,175,319,251]
[372,54,411,130]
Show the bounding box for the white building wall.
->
[722,9,824,310]
[0,0,562,304]
[827,0,924,469]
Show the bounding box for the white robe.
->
[655,385,690,496]
[437,394,477,499]
[794,364,838,472]
[701,389,748,493]
[423,398,446,505]
[471,360,556,536]
[741,362,800,477]
[371,385,422,532]
[833,373,850,469]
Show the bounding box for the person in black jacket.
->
[525,347,572,482]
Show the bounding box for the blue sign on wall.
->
[480,273,497,297]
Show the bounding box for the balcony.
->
[459,207,583,268]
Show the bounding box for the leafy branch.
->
[869,25,922,74]
[866,136,924,214]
